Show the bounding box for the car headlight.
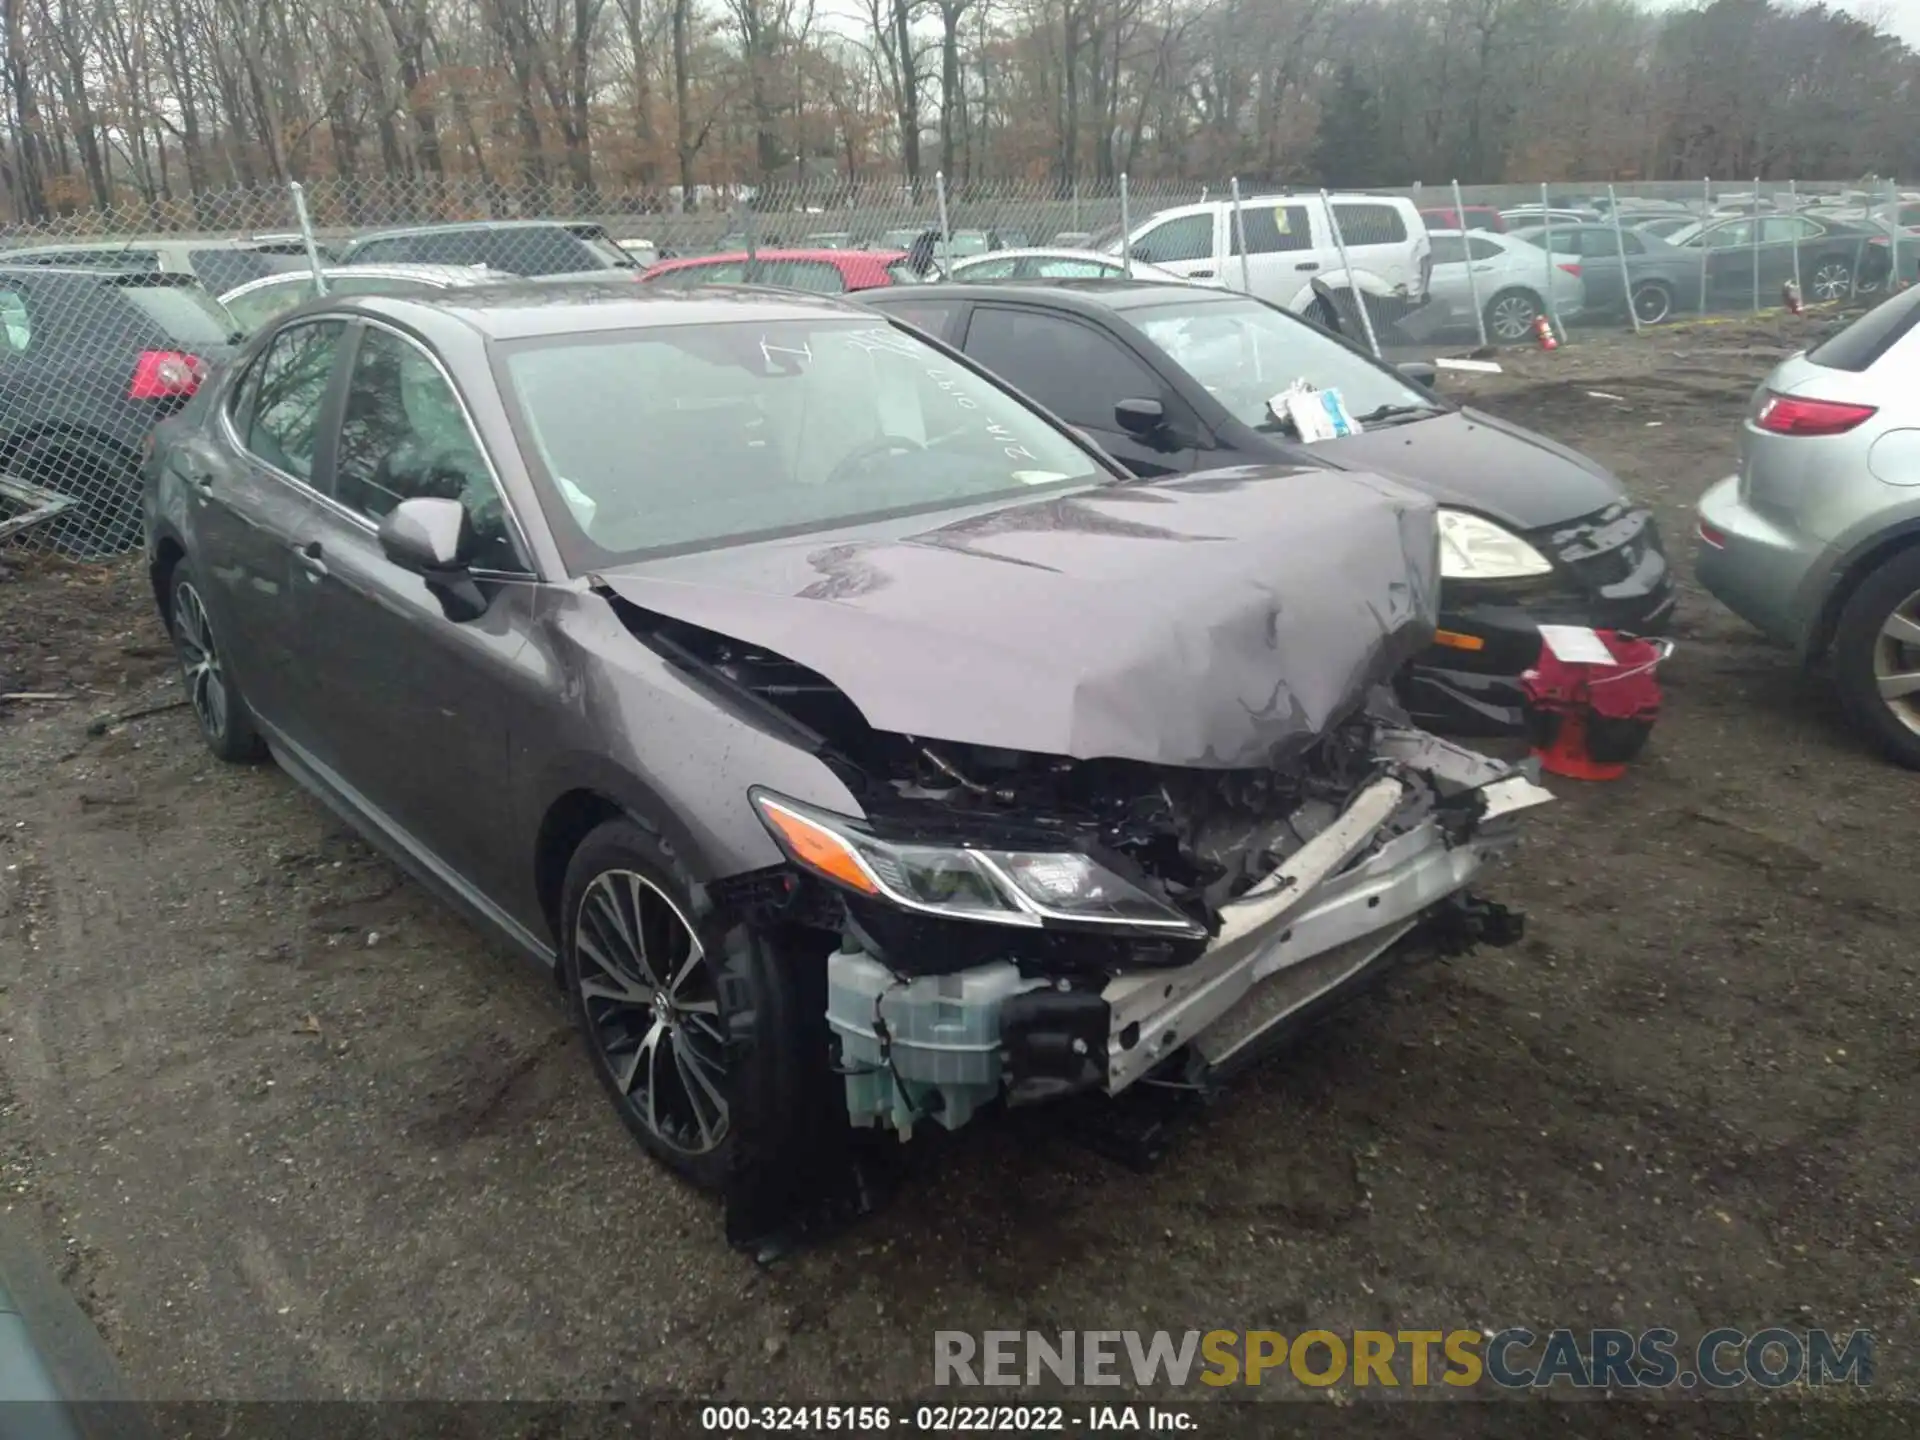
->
[1436,508,1554,580]
[749,790,1205,937]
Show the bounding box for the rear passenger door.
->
[959,305,1202,477]
[1228,201,1321,304]
[195,319,349,735]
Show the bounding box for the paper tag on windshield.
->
[1537,624,1617,666]
[1271,385,1362,442]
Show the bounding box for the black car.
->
[1506,223,1705,324]
[0,266,238,556]
[1657,213,1891,305]
[863,280,1675,732]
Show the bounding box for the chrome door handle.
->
[1189,269,1214,278]
[291,540,328,579]
[1295,261,1319,271]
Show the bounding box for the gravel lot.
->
[0,315,1914,1413]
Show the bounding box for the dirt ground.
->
[0,314,1914,1415]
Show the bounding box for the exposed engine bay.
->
[629,603,1552,1144]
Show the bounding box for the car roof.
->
[863,278,1232,315]
[648,248,906,268]
[219,262,500,299]
[952,247,1124,263]
[336,281,865,340]
[0,237,262,255]
[0,263,202,283]
[345,219,605,243]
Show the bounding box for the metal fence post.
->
[1230,176,1252,293]
[1750,178,1760,313]
[1889,176,1902,294]
[1540,181,1565,343]
[1321,187,1381,358]
[1700,176,1712,315]
[1789,178,1802,302]
[1119,173,1132,270]
[1071,180,1082,234]
[1454,177,1488,350]
[935,170,953,276]
[289,181,328,295]
[1607,183,1640,335]
[742,197,759,282]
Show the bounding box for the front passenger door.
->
[287,322,548,903]
[960,305,1201,477]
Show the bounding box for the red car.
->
[640,248,918,294]
[1419,206,1506,234]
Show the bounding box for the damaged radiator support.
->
[822,737,1551,1136]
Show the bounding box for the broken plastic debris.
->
[1435,358,1502,374]
[1586,390,1626,401]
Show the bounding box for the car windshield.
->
[1664,222,1706,247]
[567,226,638,269]
[498,317,1107,568]
[223,275,316,333]
[1130,295,1436,431]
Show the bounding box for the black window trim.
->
[218,315,354,497]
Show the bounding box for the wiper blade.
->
[1352,402,1443,425]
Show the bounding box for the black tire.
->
[559,819,835,1207]
[1630,280,1675,325]
[1484,288,1541,344]
[168,562,267,762]
[15,438,141,559]
[1832,546,1920,769]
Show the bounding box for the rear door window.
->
[245,320,346,480]
[1231,204,1313,256]
[1808,286,1920,373]
[1467,235,1505,261]
[487,227,592,276]
[761,260,847,293]
[1427,235,1470,265]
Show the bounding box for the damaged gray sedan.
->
[141,283,1551,1246]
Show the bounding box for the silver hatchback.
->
[1696,285,1920,765]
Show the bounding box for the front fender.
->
[1284,269,1398,313]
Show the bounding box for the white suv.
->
[1114,194,1432,316]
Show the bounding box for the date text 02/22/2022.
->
[699,1405,1194,1431]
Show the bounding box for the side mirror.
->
[1397,360,1439,388]
[1113,397,1167,438]
[378,496,487,621]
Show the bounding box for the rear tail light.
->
[1557,262,1582,276]
[1753,391,1878,436]
[129,350,207,400]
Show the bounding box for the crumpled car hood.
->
[592,465,1440,769]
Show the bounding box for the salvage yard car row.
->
[2,210,1916,1249]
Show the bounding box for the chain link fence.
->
[0,171,1911,560]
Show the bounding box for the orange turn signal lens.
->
[1433,629,1486,652]
[755,798,880,895]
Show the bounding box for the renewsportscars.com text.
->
[933,1327,1873,1390]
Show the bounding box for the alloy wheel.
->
[1810,261,1852,301]
[172,581,230,743]
[1488,293,1538,343]
[574,870,729,1156]
[1872,588,1920,737]
[1631,283,1673,325]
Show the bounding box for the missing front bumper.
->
[822,733,1552,1135]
